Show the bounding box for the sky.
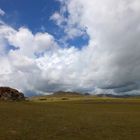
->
[0,0,140,96]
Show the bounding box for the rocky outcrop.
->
[0,87,25,101]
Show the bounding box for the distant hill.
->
[53,91,90,96]
[53,91,140,98]
[96,93,140,98]
[0,87,25,101]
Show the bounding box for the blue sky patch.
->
[0,0,89,49]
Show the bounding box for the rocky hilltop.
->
[0,87,25,101]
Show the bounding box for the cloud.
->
[50,12,65,26]
[0,0,140,95]
[0,9,5,16]
[57,0,140,94]
[0,24,58,94]
[50,2,87,40]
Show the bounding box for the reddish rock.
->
[0,87,25,101]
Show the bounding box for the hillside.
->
[53,91,85,96]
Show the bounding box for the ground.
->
[0,97,140,140]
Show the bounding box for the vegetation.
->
[0,98,140,140]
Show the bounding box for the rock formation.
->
[0,87,25,101]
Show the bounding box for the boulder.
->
[0,87,25,101]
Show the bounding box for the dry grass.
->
[0,98,140,140]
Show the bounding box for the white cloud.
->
[50,2,86,40]
[50,12,65,26]
[0,0,140,95]
[53,0,140,94]
[0,9,5,16]
[0,24,58,94]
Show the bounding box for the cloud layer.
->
[0,0,140,95]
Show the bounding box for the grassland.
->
[0,97,140,140]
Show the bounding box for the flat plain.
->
[0,97,140,140]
